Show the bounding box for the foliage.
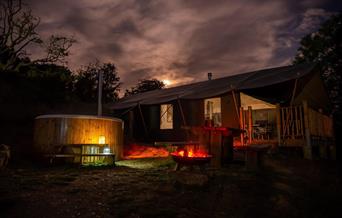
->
[26,64,74,102]
[293,12,342,111]
[0,63,74,104]
[125,79,165,97]
[74,61,121,103]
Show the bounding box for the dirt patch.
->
[0,157,341,218]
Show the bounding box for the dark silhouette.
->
[74,61,121,103]
[34,35,76,65]
[294,12,342,164]
[125,78,165,97]
[0,0,75,70]
[293,12,342,112]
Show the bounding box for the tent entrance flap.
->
[240,92,276,110]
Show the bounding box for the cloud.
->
[25,0,341,91]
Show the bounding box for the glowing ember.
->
[124,144,169,159]
[171,148,209,158]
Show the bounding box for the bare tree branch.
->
[0,0,41,70]
[34,35,77,65]
[1,0,76,70]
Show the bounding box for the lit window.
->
[204,98,221,127]
[160,104,173,129]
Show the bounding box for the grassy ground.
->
[0,156,341,218]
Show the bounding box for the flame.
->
[172,147,209,158]
[188,150,193,157]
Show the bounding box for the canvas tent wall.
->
[109,64,332,147]
[115,94,241,143]
[110,64,317,110]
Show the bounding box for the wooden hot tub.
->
[33,114,124,162]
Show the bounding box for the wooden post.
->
[248,106,252,144]
[97,71,103,116]
[128,110,134,139]
[276,103,282,147]
[303,101,312,159]
[281,107,285,137]
[239,107,244,146]
[290,107,295,139]
[295,106,299,137]
[299,106,304,137]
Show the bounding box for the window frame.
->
[204,97,222,127]
[160,104,173,129]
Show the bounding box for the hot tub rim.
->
[35,114,123,123]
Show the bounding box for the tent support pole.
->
[232,90,240,119]
[290,78,298,106]
[282,78,299,140]
[177,99,187,127]
[239,107,245,146]
[177,99,190,140]
[138,103,148,138]
[120,104,137,117]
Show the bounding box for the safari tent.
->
[109,64,335,159]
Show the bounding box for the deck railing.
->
[239,101,335,159]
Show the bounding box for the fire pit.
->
[171,148,212,171]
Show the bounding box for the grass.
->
[116,157,176,169]
[1,157,341,218]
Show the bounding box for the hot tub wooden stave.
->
[33,114,123,161]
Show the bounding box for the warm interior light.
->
[98,135,106,144]
[103,147,111,154]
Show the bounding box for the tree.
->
[34,35,76,65]
[27,63,74,102]
[0,0,75,70]
[293,12,342,111]
[124,79,165,97]
[74,61,121,103]
[0,0,41,70]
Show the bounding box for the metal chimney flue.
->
[208,72,212,81]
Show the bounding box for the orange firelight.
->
[188,150,194,157]
[173,147,209,158]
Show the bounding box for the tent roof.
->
[109,63,316,110]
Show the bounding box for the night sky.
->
[26,0,341,90]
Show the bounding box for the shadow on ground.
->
[0,156,341,218]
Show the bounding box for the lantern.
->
[98,135,106,144]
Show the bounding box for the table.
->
[45,144,115,165]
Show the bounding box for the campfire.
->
[171,148,211,158]
[170,146,212,170]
